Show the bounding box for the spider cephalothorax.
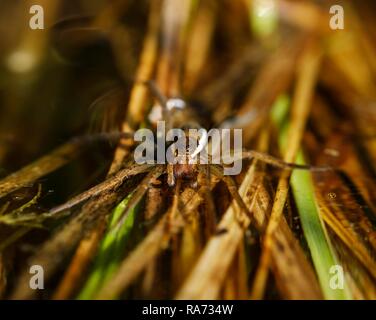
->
[167,134,201,187]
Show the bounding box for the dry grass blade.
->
[119,0,160,131]
[176,156,257,299]
[0,142,82,198]
[96,175,220,299]
[330,231,376,299]
[52,223,105,300]
[176,125,321,300]
[52,3,162,299]
[6,149,146,299]
[49,163,151,215]
[313,173,376,280]
[9,179,131,299]
[183,0,216,93]
[239,38,304,143]
[251,40,322,299]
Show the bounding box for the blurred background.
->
[0,0,375,189]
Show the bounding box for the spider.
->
[36,80,332,232]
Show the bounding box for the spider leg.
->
[198,165,217,236]
[70,131,134,146]
[165,178,185,233]
[223,150,333,172]
[49,163,153,215]
[141,79,169,108]
[111,165,165,232]
[209,165,252,227]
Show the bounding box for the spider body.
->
[167,133,200,186]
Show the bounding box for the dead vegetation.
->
[0,0,375,300]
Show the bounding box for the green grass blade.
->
[271,95,351,300]
[249,0,278,39]
[77,193,137,299]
